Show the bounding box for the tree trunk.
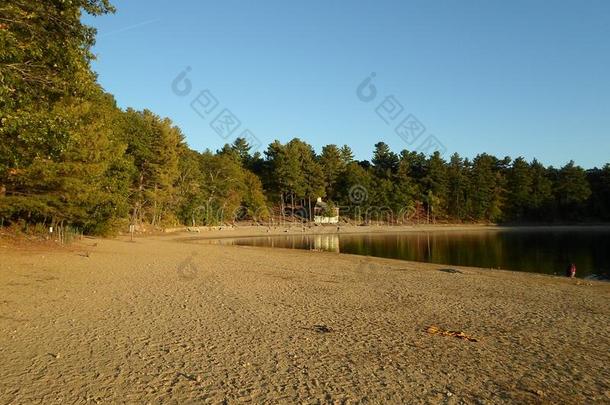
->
[280,193,285,227]
[308,196,312,222]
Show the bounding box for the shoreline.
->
[191,240,609,284]
[181,232,610,283]
[166,222,610,242]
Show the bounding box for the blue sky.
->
[84,0,610,168]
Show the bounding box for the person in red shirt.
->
[566,263,577,278]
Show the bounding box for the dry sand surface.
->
[1,231,609,404]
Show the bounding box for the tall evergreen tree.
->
[0,0,122,233]
[446,153,467,220]
[339,145,355,165]
[469,154,504,222]
[554,161,592,220]
[319,144,345,201]
[505,157,533,221]
[422,152,449,220]
[528,159,554,220]
[372,142,399,179]
[587,165,610,221]
[394,151,419,220]
[119,109,183,226]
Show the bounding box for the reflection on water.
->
[229,229,610,279]
[232,234,341,253]
[314,234,340,252]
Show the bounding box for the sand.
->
[0,229,609,404]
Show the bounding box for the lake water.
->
[226,228,610,279]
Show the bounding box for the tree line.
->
[1,1,609,235]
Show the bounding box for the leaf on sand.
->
[312,324,333,333]
[426,325,479,342]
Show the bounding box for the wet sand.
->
[0,231,609,403]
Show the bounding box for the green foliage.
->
[421,152,449,218]
[242,171,269,221]
[335,162,374,221]
[372,142,398,179]
[1,88,130,233]
[118,109,183,226]
[446,153,468,219]
[176,151,269,225]
[319,144,344,200]
[553,161,592,220]
[264,139,325,213]
[468,154,504,222]
[587,165,610,221]
[321,201,337,217]
[505,157,533,220]
[0,0,125,234]
[0,0,114,110]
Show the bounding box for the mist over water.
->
[228,229,610,279]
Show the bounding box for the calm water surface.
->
[227,228,610,279]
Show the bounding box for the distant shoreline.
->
[165,222,610,243]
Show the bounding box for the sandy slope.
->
[0,233,609,404]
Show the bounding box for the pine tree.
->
[554,161,592,220]
[119,109,183,226]
[339,145,354,165]
[231,137,253,168]
[372,142,399,179]
[319,144,344,201]
[469,154,504,222]
[587,165,610,221]
[447,153,467,220]
[527,159,554,220]
[394,151,418,221]
[422,152,449,220]
[505,157,533,221]
[0,0,121,233]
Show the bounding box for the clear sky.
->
[84,0,610,168]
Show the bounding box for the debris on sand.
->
[177,372,201,382]
[439,268,463,274]
[426,325,478,342]
[312,324,334,334]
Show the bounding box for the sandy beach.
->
[1,230,609,404]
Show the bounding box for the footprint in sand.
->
[177,253,199,280]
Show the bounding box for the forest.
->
[1,1,609,235]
